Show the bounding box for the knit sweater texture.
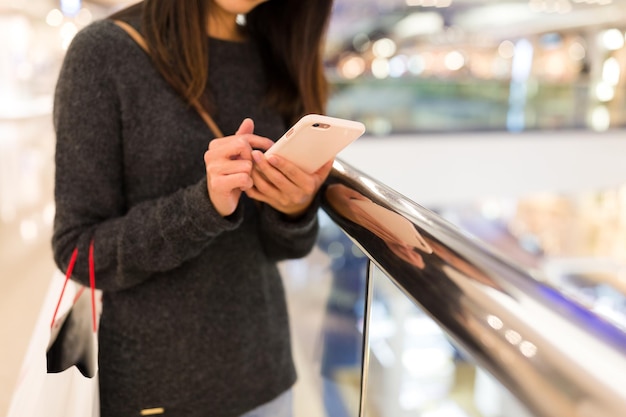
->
[52,18,319,417]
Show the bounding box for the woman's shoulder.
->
[66,19,141,62]
[72,19,121,46]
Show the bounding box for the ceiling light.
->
[394,12,444,39]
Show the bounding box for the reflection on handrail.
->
[322,158,626,417]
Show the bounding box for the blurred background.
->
[2,0,626,416]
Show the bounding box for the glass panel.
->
[281,211,369,417]
[363,265,536,417]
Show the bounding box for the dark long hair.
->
[111,0,333,124]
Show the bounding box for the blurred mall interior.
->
[2,0,626,416]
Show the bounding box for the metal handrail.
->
[321,158,626,417]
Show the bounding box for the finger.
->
[208,137,253,161]
[264,153,303,184]
[235,118,275,155]
[255,152,305,191]
[244,186,270,204]
[209,136,248,152]
[266,153,334,181]
[205,151,253,173]
[250,166,282,199]
[210,160,254,178]
[210,172,254,192]
[210,119,273,154]
[246,136,275,152]
[236,118,255,135]
[313,160,335,182]
[252,151,304,198]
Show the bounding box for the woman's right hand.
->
[204,118,274,217]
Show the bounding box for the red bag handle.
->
[50,239,97,332]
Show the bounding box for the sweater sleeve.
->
[52,22,242,291]
[256,193,322,262]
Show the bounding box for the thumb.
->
[236,118,254,135]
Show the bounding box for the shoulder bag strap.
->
[112,20,224,138]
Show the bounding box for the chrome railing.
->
[321,158,626,417]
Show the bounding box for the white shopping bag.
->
[7,269,100,417]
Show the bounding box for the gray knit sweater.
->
[52,18,319,417]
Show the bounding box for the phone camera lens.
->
[312,123,320,127]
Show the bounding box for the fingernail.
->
[252,150,262,162]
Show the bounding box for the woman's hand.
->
[204,119,274,217]
[246,150,333,218]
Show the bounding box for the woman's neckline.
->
[208,36,252,47]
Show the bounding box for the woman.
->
[52,0,334,415]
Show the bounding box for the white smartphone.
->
[265,114,365,173]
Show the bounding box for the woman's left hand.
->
[245,150,333,218]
